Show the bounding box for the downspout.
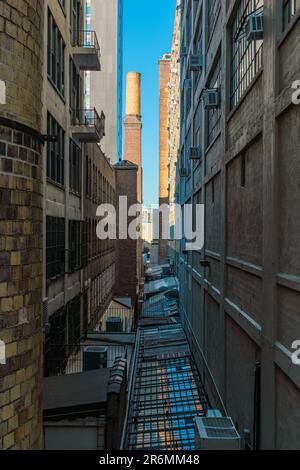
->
[253,361,261,450]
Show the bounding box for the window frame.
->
[47,113,65,186]
[47,9,65,98]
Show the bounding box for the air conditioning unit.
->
[246,14,263,41]
[189,54,203,72]
[195,416,241,450]
[106,316,123,332]
[204,88,220,109]
[188,147,202,160]
[180,167,189,178]
[83,346,108,371]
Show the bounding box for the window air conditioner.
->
[204,88,220,109]
[189,54,203,72]
[195,416,241,450]
[83,346,108,371]
[188,147,202,160]
[246,14,264,41]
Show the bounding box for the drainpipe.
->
[253,361,261,450]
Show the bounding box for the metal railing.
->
[72,30,100,55]
[44,342,129,377]
[71,108,105,139]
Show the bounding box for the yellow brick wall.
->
[0,0,44,450]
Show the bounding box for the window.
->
[69,220,84,273]
[194,101,202,148]
[47,10,65,96]
[46,216,65,281]
[230,0,263,109]
[71,0,81,44]
[184,75,192,117]
[193,17,203,86]
[47,113,65,186]
[208,0,220,40]
[44,307,67,376]
[186,3,192,46]
[283,0,300,29]
[70,59,80,115]
[69,139,81,194]
[207,59,221,147]
[67,296,81,348]
[58,0,65,12]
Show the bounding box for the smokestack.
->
[126,72,141,116]
[124,72,142,203]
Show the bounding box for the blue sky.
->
[123,0,176,206]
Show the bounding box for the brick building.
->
[0,0,44,450]
[167,0,181,268]
[158,54,171,264]
[176,0,300,449]
[123,72,143,297]
[114,161,139,308]
[84,143,116,330]
[43,0,118,374]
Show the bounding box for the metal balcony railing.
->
[72,108,105,139]
[72,30,100,55]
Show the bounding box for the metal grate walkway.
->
[124,323,208,450]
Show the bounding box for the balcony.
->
[71,108,105,143]
[72,30,101,71]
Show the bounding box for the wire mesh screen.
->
[125,324,208,450]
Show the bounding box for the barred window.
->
[70,59,80,117]
[283,0,300,30]
[71,0,81,44]
[47,10,65,96]
[69,139,81,194]
[230,0,263,109]
[67,296,81,348]
[44,307,67,377]
[47,113,65,186]
[69,220,84,273]
[208,0,220,40]
[207,59,221,147]
[194,101,202,147]
[46,216,65,281]
[193,17,203,87]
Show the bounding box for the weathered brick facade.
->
[114,161,138,306]
[158,55,171,264]
[177,0,300,449]
[0,0,44,450]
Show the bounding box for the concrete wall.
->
[176,0,300,449]
[90,0,121,162]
